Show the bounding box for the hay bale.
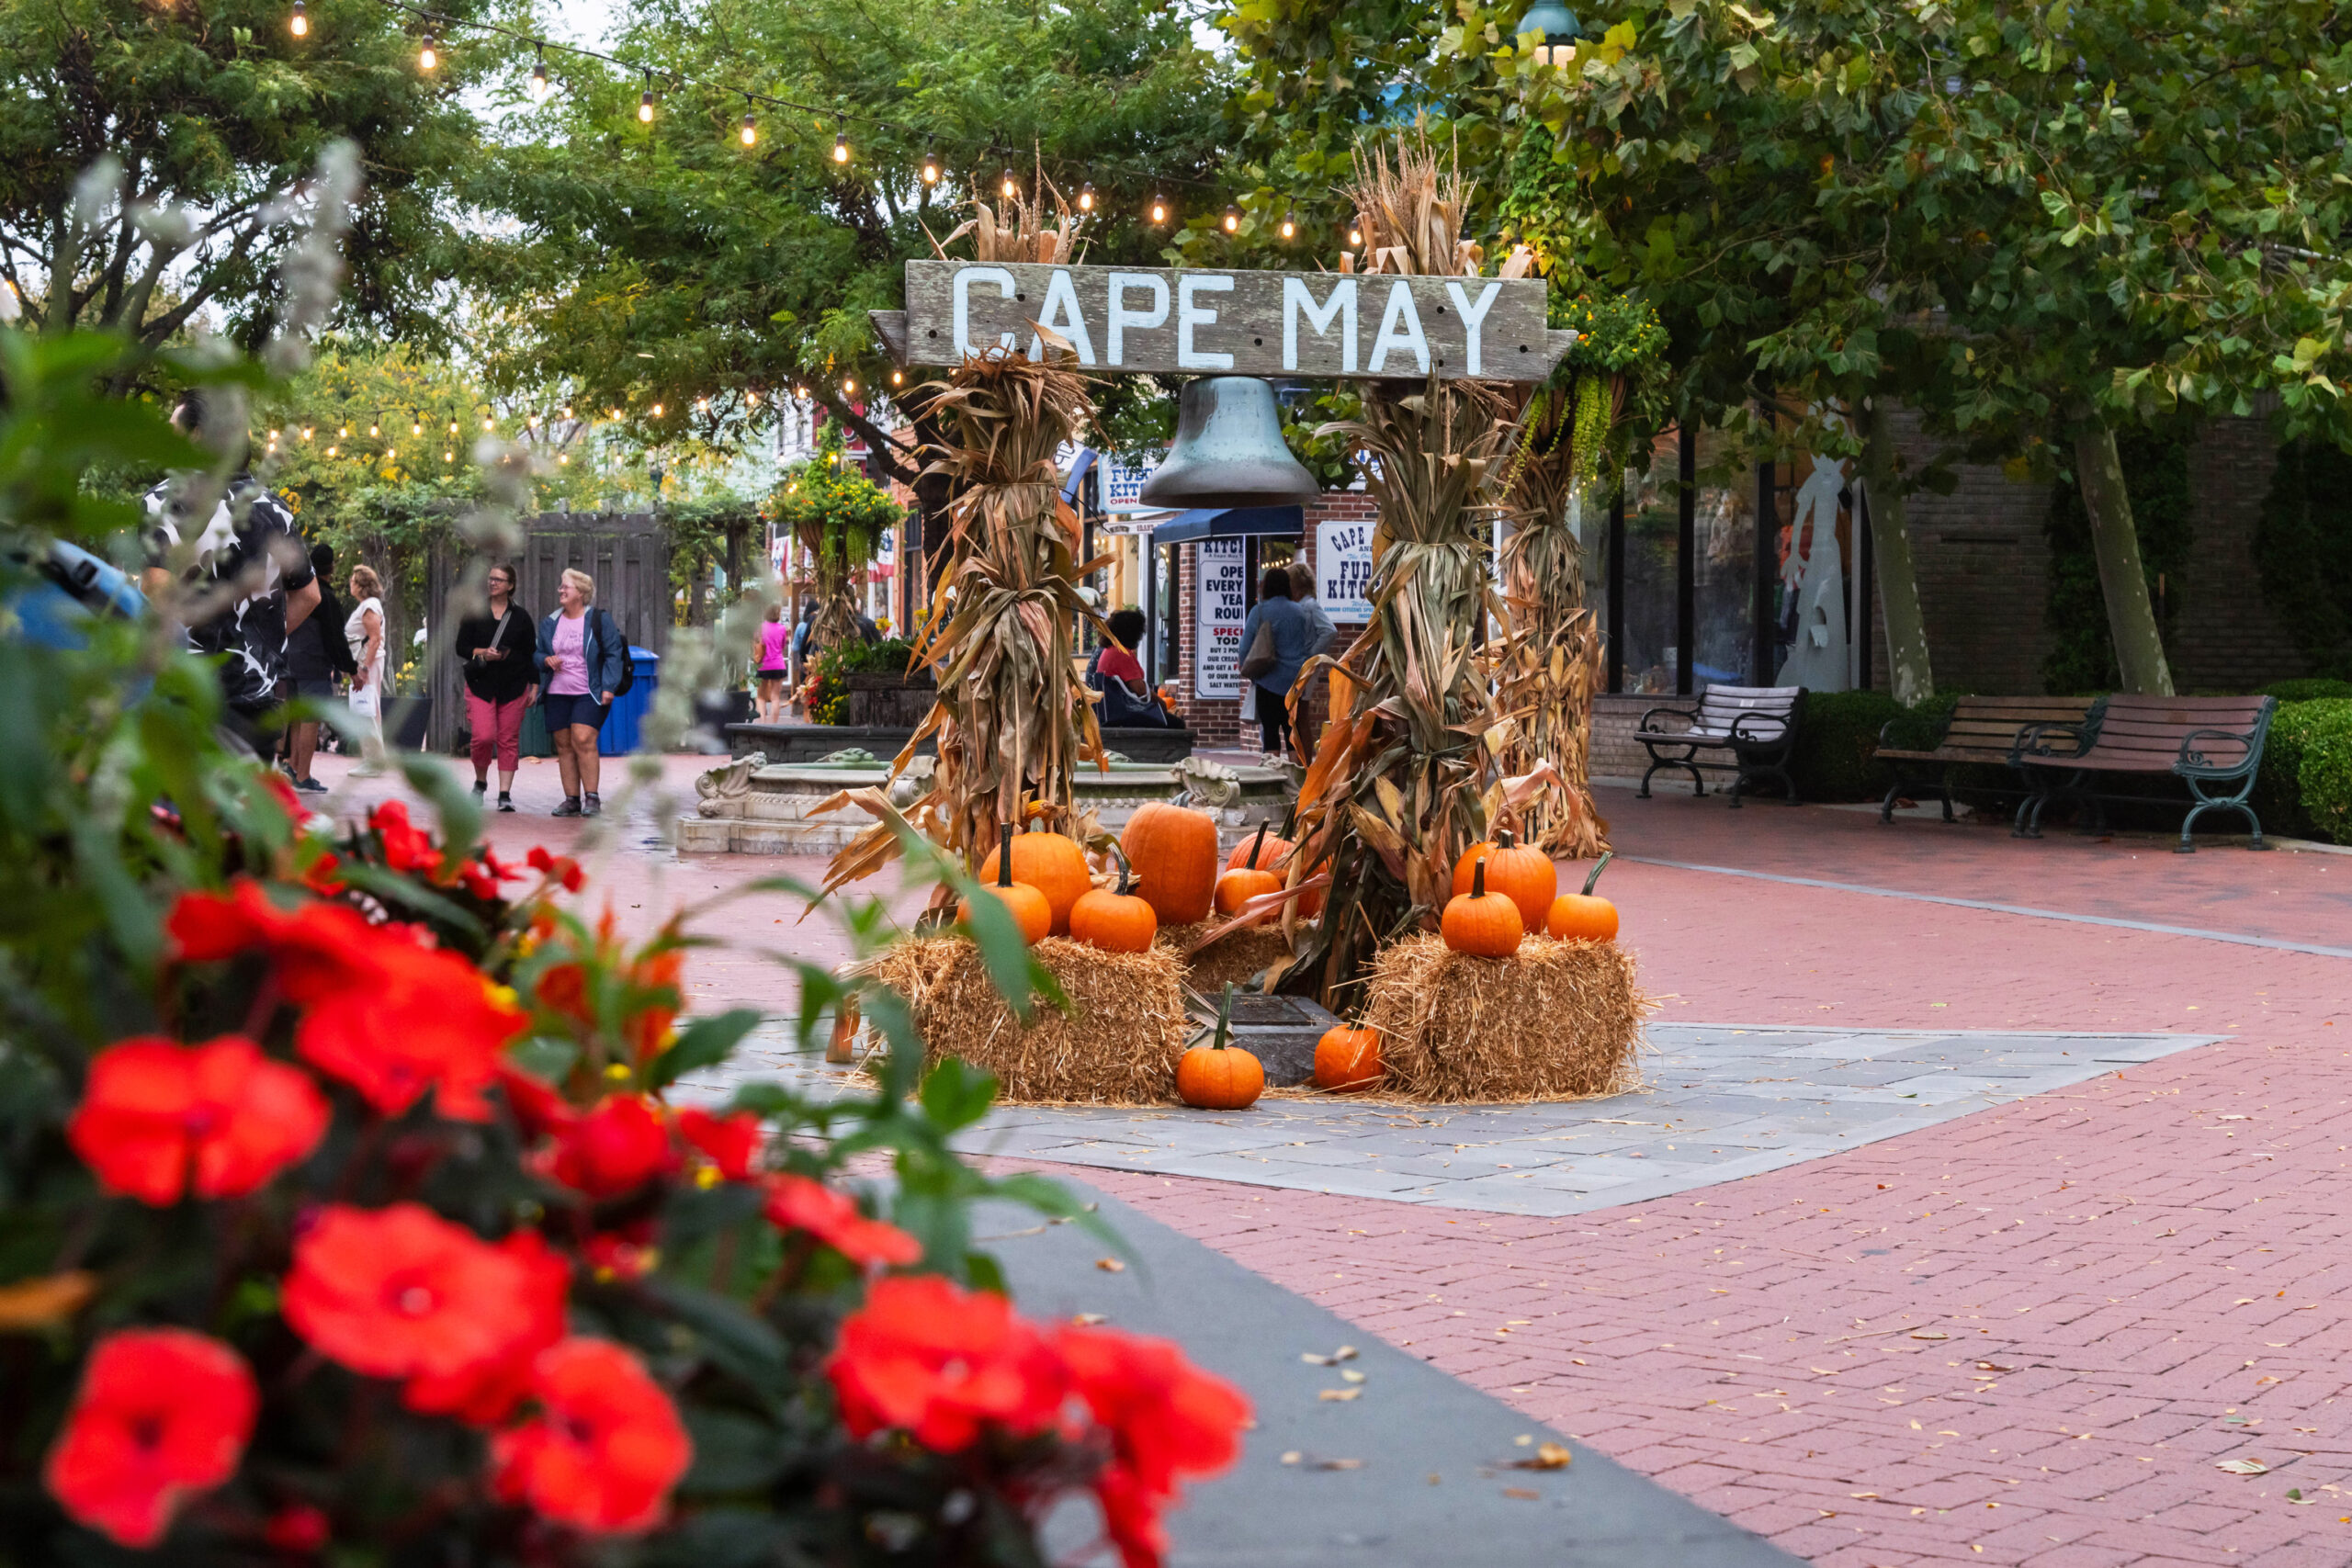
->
[1359,933,1646,1103]
[860,935,1187,1104]
[1159,922,1299,995]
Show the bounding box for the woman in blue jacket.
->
[1237,567,1316,760]
[537,568,629,817]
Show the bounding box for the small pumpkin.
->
[1313,1024,1383,1093]
[978,823,1092,934]
[1441,857,1524,958]
[1545,851,1620,942]
[1119,801,1220,925]
[1176,984,1264,1110]
[1214,821,1282,917]
[1449,828,1556,933]
[1069,847,1159,953]
[1225,824,1323,917]
[959,823,1051,945]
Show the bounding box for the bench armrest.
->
[2177,727,2261,775]
[1730,712,1795,746]
[2013,720,2090,761]
[1638,705,1700,732]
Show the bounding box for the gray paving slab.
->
[689,1021,2223,1217]
[995,1182,1797,1567]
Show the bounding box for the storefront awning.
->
[1148,504,1305,546]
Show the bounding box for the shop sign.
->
[1315,515,1375,623]
[1194,539,1248,700]
[1100,449,1164,512]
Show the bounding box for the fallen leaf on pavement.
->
[1502,1487,1540,1500]
[1910,1330,1950,1341]
[1340,1368,1366,1384]
[1094,1258,1125,1273]
[2288,1489,2312,1505]
[1319,1388,1363,1403]
[1071,1313,1108,1325]
[2216,1459,2268,1475]
[1301,1346,1360,1366]
[1509,1444,1573,1472]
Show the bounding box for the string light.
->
[442,449,454,463]
[481,413,494,430]
[639,71,656,122]
[745,389,759,408]
[338,423,349,437]
[325,445,337,457]
[741,104,758,146]
[1148,191,1169,225]
[1222,204,1240,233]
[890,369,903,386]
[841,378,854,396]
[1348,221,1363,246]
[386,446,397,460]
[301,425,314,440]
[832,118,849,164]
[411,414,423,435]
[448,418,459,434]
[561,404,574,418]
[368,421,379,436]
[1280,209,1297,240]
[289,1,308,38]
[921,143,941,184]
[529,49,550,102]
[418,32,437,72]
[651,401,664,416]
[1000,164,1018,199]
[1078,181,1096,212]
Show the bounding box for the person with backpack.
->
[536,568,630,818]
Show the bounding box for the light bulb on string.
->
[921,143,941,184]
[741,106,758,146]
[832,119,849,164]
[1148,192,1168,225]
[386,446,396,460]
[418,32,437,72]
[288,1,308,39]
[1222,204,1240,233]
[482,413,494,431]
[745,389,759,408]
[561,404,573,419]
[639,72,656,123]
[1347,221,1363,246]
[529,50,550,102]
[1280,209,1297,240]
[300,425,313,441]
[651,401,664,417]
[841,378,854,397]
[325,445,337,457]
[448,419,459,434]
[368,420,379,436]
[443,449,453,463]
[338,424,349,437]
[1078,181,1096,213]
[890,369,903,386]
[1000,164,1018,200]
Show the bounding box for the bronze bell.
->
[1136,377,1320,511]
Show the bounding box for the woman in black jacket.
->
[454,562,536,811]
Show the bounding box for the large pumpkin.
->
[1545,851,1620,942]
[1176,985,1264,1110]
[1313,1025,1383,1093]
[1225,826,1325,918]
[1069,852,1159,953]
[959,824,1051,943]
[1119,801,1220,925]
[978,828,1093,934]
[1441,858,1523,959]
[1449,829,1555,933]
[1214,821,1281,917]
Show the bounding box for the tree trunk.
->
[1860,398,1936,706]
[2071,416,2174,695]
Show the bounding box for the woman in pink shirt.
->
[754,602,789,724]
[535,569,626,818]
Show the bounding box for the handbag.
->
[1237,619,1278,682]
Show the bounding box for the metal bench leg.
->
[2180,781,2269,852]
[1879,779,1904,825]
[1939,778,1957,823]
[2013,785,2049,839]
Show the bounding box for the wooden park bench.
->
[2013,694,2278,852]
[1634,684,1805,807]
[1873,695,2097,824]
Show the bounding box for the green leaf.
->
[918,1058,1000,1133]
[506,1036,581,1082]
[650,1009,764,1089]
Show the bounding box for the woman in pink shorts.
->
[754,602,789,724]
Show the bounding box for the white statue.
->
[1776,446,1852,692]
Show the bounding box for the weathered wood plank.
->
[899,260,1565,382]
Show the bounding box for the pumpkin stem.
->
[998,823,1015,889]
[1581,850,1613,898]
[1495,828,1514,850]
[1472,857,1487,898]
[1214,982,1235,1051]
[1244,818,1270,870]
[1106,840,1136,896]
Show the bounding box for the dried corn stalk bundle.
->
[813,181,1108,904]
[1284,136,1521,1007]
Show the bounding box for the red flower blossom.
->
[458,849,525,902]
[369,800,442,877]
[300,850,345,894]
[763,1175,921,1269]
[625,947,684,1062]
[402,1229,571,1425]
[677,1108,762,1181]
[581,1230,659,1282]
[262,1503,331,1552]
[42,1328,257,1549]
[66,1036,328,1205]
[528,845,585,893]
[825,1275,1063,1451]
[1091,1462,1170,1568]
[496,1065,577,1141]
[492,1337,691,1534]
[535,962,594,1026]
[541,1097,672,1199]
[1052,1325,1250,1498]
[283,1203,557,1382]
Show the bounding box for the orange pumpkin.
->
[1441,858,1524,958]
[1226,824,1324,917]
[1069,850,1159,953]
[959,824,1051,944]
[1545,850,1620,942]
[1214,822,1282,917]
[978,826,1093,934]
[1450,828,1556,933]
[1313,1024,1383,1093]
[1119,801,1220,925]
[1176,984,1264,1110]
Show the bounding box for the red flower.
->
[1053,1325,1250,1498]
[542,1097,672,1199]
[300,850,345,894]
[528,846,585,893]
[535,962,594,1026]
[763,1175,921,1269]
[42,1328,257,1549]
[262,1503,331,1552]
[66,1036,328,1205]
[825,1275,1063,1451]
[402,1230,571,1425]
[369,800,442,877]
[1091,1462,1170,1568]
[492,1337,691,1534]
[677,1108,762,1181]
[283,1203,558,1382]
[581,1230,659,1282]
[496,1065,578,1141]
[625,948,684,1062]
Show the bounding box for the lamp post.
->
[1519,0,1582,67]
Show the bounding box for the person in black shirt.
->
[281,541,356,791]
[454,562,536,811]
[141,390,320,749]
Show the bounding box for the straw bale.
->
[860,935,1187,1105]
[1157,922,1300,995]
[1359,933,1646,1102]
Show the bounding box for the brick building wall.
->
[2172,416,2305,691]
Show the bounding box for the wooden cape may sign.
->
[873,261,1574,383]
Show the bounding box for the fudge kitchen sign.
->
[896,261,1566,383]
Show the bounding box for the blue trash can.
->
[599,647,661,755]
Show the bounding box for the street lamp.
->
[1519,0,1582,66]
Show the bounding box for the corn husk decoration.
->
[812,175,1111,906]
[1283,135,1523,1006]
